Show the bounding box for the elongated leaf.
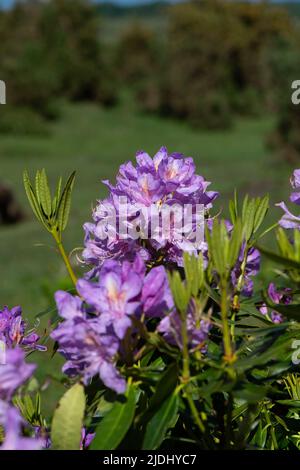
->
[276,399,300,408]
[265,300,300,321]
[276,227,294,256]
[243,198,256,242]
[254,195,269,233]
[51,383,85,450]
[204,281,221,306]
[90,384,136,450]
[242,194,249,222]
[53,176,62,215]
[57,171,76,232]
[228,219,242,268]
[206,220,228,276]
[142,393,179,450]
[23,170,48,230]
[146,363,178,416]
[38,168,52,218]
[257,245,300,271]
[229,190,238,224]
[35,170,41,205]
[168,271,190,314]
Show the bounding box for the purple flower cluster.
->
[0,305,46,352]
[277,169,300,229]
[52,250,213,391]
[259,283,292,324]
[158,301,211,352]
[51,255,173,393]
[0,401,42,450]
[83,147,218,272]
[0,348,36,401]
[0,348,42,451]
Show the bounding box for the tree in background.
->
[268,30,300,163]
[0,0,117,133]
[118,0,294,129]
[117,22,163,112]
[40,0,116,105]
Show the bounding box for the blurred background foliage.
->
[0,0,300,317]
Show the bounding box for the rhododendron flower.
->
[52,255,174,392]
[78,255,173,337]
[277,169,300,229]
[142,265,173,317]
[0,348,41,450]
[259,283,292,324]
[0,401,43,451]
[83,147,218,272]
[0,348,36,401]
[51,291,126,394]
[0,305,46,351]
[77,259,143,339]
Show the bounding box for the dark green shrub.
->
[0,106,50,136]
[268,35,300,162]
[0,0,118,129]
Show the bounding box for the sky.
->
[0,0,298,8]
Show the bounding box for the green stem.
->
[220,280,233,362]
[181,314,190,383]
[180,310,205,434]
[186,393,205,434]
[264,406,278,450]
[231,246,249,341]
[52,229,78,287]
[236,247,249,295]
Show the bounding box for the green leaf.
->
[146,363,179,417]
[228,219,242,268]
[51,383,85,450]
[276,399,300,408]
[242,194,249,222]
[257,245,300,271]
[142,393,179,450]
[264,300,300,321]
[35,170,41,205]
[233,383,269,403]
[23,170,48,230]
[38,168,52,218]
[206,220,228,276]
[57,171,76,233]
[253,195,269,233]
[243,198,256,242]
[90,384,137,450]
[53,176,62,215]
[229,190,238,224]
[168,270,190,314]
[183,252,204,297]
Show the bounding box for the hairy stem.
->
[52,229,78,287]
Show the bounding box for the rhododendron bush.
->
[1,147,300,451]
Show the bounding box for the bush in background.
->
[0,0,117,134]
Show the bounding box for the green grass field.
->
[0,99,294,416]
